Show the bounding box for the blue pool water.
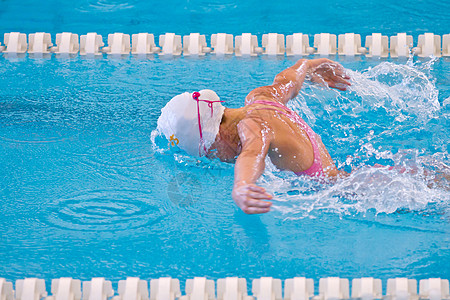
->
[0,0,449,288]
[1,55,449,284]
[1,0,449,39]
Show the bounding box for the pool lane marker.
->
[1,277,450,300]
[1,32,450,58]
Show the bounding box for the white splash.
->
[262,60,449,219]
[263,153,449,219]
[345,60,440,121]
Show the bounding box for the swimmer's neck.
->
[209,107,247,162]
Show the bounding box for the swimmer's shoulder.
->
[245,86,281,106]
[241,100,283,127]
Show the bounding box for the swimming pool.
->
[0,0,449,294]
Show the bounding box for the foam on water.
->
[267,60,449,218]
[291,59,441,123]
[347,59,440,120]
[265,151,449,219]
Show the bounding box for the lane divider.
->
[1,32,450,58]
[1,277,449,300]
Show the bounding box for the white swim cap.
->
[157,89,225,157]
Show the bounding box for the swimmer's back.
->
[244,97,342,178]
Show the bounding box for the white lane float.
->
[51,32,79,54]
[48,278,81,300]
[235,33,262,56]
[443,34,450,57]
[3,32,28,53]
[319,277,349,300]
[284,277,314,300]
[103,33,131,55]
[0,278,14,300]
[28,32,53,54]
[183,33,211,56]
[286,33,314,56]
[16,278,47,300]
[80,33,104,56]
[113,277,148,300]
[150,278,181,300]
[338,33,366,55]
[419,278,449,300]
[261,33,285,55]
[390,33,413,58]
[82,278,114,300]
[386,278,418,300]
[131,33,160,54]
[365,33,389,57]
[351,278,382,300]
[211,33,234,55]
[313,33,337,55]
[181,277,215,300]
[414,33,441,57]
[252,277,282,300]
[217,277,252,300]
[159,33,182,56]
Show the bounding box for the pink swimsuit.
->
[251,100,324,177]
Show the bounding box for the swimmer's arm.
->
[245,58,350,106]
[232,118,273,214]
[245,58,309,105]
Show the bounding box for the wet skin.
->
[208,58,351,214]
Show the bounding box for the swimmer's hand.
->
[232,182,273,214]
[307,58,351,91]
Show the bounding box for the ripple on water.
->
[78,0,136,12]
[82,140,153,168]
[0,122,77,144]
[71,139,156,182]
[45,189,167,231]
[78,83,131,100]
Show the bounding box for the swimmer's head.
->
[157,90,225,157]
